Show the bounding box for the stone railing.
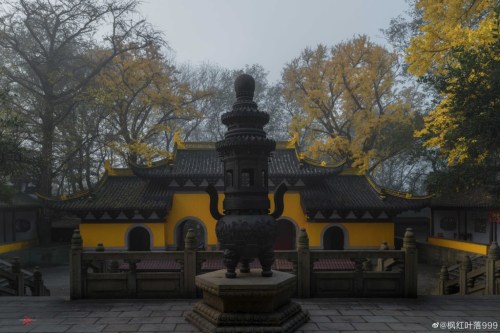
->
[70,228,418,299]
[0,258,50,296]
[438,241,500,295]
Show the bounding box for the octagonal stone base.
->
[185,269,309,333]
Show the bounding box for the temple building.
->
[426,190,500,256]
[42,134,431,251]
[0,192,40,255]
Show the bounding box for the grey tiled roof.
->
[300,175,430,211]
[270,150,342,176]
[45,176,173,212]
[131,148,342,179]
[172,149,222,176]
[44,147,431,216]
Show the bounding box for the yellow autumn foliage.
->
[407,0,497,77]
[283,36,418,172]
[410,0,498,167]
[91,44,201,164]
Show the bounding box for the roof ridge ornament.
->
[104,160,116,176]
[173,131,186,149]
[286,131,299,148]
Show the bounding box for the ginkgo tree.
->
[407,0,499,193]
[91,44,205,165]
[282,35,422,175]
[406,0,497,77]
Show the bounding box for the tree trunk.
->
[39,106,55,245]
[128,153,138,165]
[39,126,54,196]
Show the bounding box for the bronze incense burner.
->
[206,74,286,278]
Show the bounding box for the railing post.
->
[403,228,417,297]
[96,243,105,272]
[438,265,449,295]
[70,229,83,299]
[126,259,139,297]
[184,228,197,298]
[362,258,373,271]
[297,228,310,298]
[485,241,500,295]
[11,257,24,296]
[377,241,389,272]
[353,258,364,296]
[459,255,472,295]
[110,260,119,273]
[33,266,43,296]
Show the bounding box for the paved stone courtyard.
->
[1,296,500,333]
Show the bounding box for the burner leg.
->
[240,258,251,273]
[223,248,239,278]
[259,247,275,277]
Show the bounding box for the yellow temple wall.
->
[0,239,38,255]
[163,192,394,249]
[427,237,488,255]
[164,192,308,247]
[278,192,308,227]
[77,191,394,250]
[165,193,220,246]
[345,223,394,248]
[80,223,165,249]
[302,222,394,248]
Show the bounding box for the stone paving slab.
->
[1,296,500,332]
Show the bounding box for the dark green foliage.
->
[0,88,27,201]
[422,32,500,195]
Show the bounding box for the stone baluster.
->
[11,257,24,296]
[485,241,500,295]
[463,255,474,291]
[353,258,365,297]
[438,265,449,295]
[362,258,373,271]
[81,259,92,297]
[296,228,310,298]
[95,243,105,272]
[33,266,44,296]
[70,229,83,299]
[402,228,417,298]
[377,241,389,272]
[459,255,472,295]
[126,259,139,297]
[109,260,119,273]
[184,228,197,298]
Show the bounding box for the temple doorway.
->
[274,219,296,250]
[176,219,206,250]
[323,226,345,250]
[128,226,151,251]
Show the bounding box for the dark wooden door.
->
[323,226,344,250]
[128,227,151,251]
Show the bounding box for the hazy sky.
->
[140,0,409,83]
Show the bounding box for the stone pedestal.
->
[185,269,309,333]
